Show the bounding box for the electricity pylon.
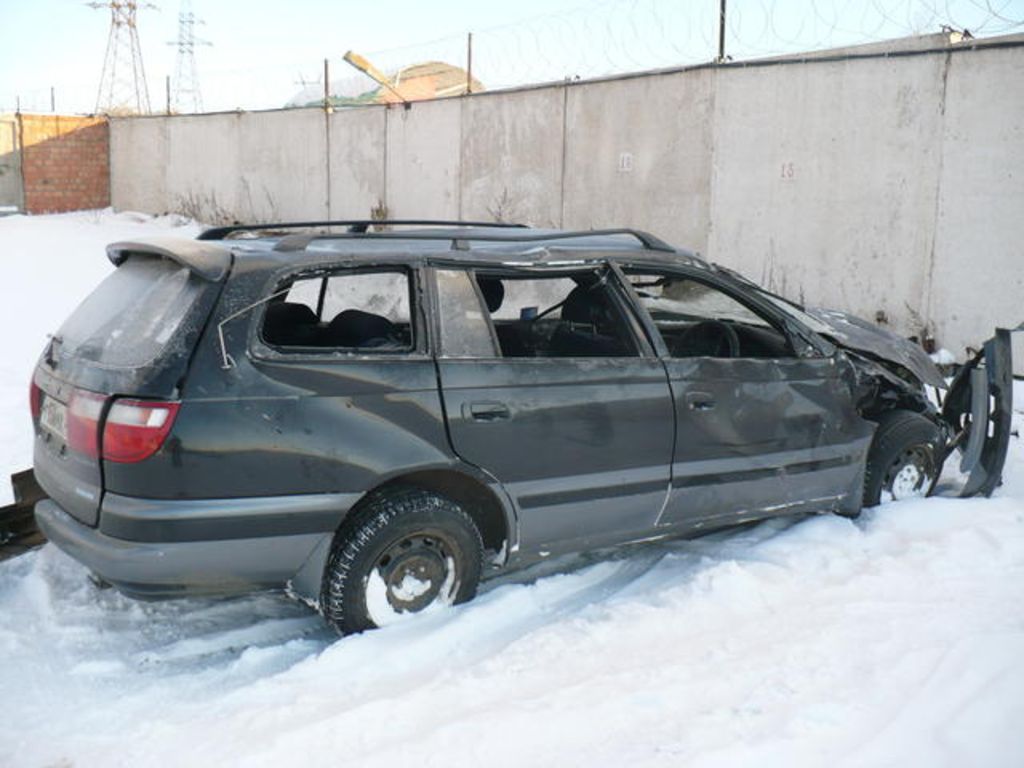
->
[90,1,153,114]
[168,0,210,113]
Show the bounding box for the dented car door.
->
[658,355,874,527]
[618,266,874,528]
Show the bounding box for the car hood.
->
[804,307,946,389]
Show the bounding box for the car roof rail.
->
[197,219,530,241]
[274,227,676,253]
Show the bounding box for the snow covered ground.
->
[1,211,1023,767]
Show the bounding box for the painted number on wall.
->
[618,152,634,173]
[780,162,795,180]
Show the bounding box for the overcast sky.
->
[1,0,1022,114]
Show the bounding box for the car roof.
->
[198,222,708,271]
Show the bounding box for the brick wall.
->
[19,115,110,213]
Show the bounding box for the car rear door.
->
[431,265,675,557]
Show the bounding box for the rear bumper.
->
[34,497,341,600]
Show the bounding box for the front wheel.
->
[863,410,944,507]
[321,487,483,635]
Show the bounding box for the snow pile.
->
[0,212,1022,767]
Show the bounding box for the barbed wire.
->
[348,0,1023,95]
[2,0,1022,115]
[356,1,721,91]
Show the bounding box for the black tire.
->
[863,409,944,508]
[321,486,483,635]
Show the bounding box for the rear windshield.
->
[58,256,205,369]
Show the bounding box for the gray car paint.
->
[35,499,328,599]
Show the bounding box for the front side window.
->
[475,270,639,358]
[626,271,794,359]
[261,268,414,352]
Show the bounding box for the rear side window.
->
[262,268,414,352]
[57,256,205,369]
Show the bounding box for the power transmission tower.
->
[90,1,154,114]
[168,0,210,113]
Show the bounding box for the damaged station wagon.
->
[29,221,1014,634]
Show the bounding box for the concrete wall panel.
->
[110,116,167,214]
[164,113,242,221]
[459,88,565,227]
[562,71,715,253]
[327,106,386,219]
[928,47,1024,370]
[385,99,461,220]
[707,56,947,339]
[237,109,326,222]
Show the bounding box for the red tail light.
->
[102,399,180,463]
[67,389,107,459]
[29,380,42,422]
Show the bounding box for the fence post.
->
[324,57,332,218]
[717,0,727,61]
[323,58,330,111]
[466,32,474,94]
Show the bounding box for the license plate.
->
[40,395,68,442]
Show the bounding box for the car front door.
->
[619,265,874,529]
[431,265,675,557]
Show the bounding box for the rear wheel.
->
[863,410,944,507]
[321,487,483,635]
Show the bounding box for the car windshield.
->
[711,263,833,335]
[757,293,833,335]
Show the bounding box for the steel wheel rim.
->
[371,530,459,615]
[887,448,934,501]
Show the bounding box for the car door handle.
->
[686,392,716,411]
[463,401,511,422]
